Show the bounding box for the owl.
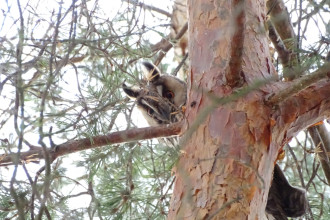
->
[122,61,186,126]
[122,62,307,219]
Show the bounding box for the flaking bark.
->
[168,0,330,219]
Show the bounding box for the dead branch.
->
[122,0,171,17]
[292,0,328,26]
[154,22,188,66]
[0,122,183,166]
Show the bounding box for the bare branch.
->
[292,0,329,26]
[308,124,330,184]
[154,22,188,65]
[0,122,183,166]
[267,0,298,80]
[267,20,290,68]
[11,0,26,218]
[267,0,296,51]
[122,0,172,17]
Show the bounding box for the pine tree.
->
[0,0,329,219]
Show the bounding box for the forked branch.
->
[267,62,330,105]
[272,78,330,145]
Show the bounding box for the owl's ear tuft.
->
[122,83,140,99]
[142,61,160,81]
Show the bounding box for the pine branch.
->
[267,0,298,80]
[267,62,330,105]
[122,0,172,17]
[271,78,330,146]
[267,20,290,69]
[0,122,183,166]
[267,0,296,52]
[154,22,188,66]
[308,125,330,184]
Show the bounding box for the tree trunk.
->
[168,0,330,219]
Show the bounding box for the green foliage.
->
[0,0,328,219]
[77,141,178,219]
[281,132,330,220]
[0,0,175,218]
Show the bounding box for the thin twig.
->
[122,0,172,17]
[172,53,189,76]
[154,22,188,66]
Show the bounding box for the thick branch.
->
[267,0,330,186]
[272,78,330,146]
[267,0,296,50]
[267,20,290,68]
[267,62,330,105]
[267,0,298,80]
[0,122,183,166]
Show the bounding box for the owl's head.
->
[122,62,187,126]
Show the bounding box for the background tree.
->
[0,0,329,219]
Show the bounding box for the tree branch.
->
[267,0,330,188]
[267,0,296,52]
[267,0,298,80]
[292,0,328,26]
[122,0,172,17]
[267,62,330,105]
[154,22,188,66]
[267,20,290,68]
[308,124,330,184]
[272,78,330,146]
[0,122,183,166]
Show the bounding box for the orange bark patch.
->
[276,149,285,161]
[309,121,323,127]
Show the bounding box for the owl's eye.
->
[147,108,154,116]
[164,91,174,99]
